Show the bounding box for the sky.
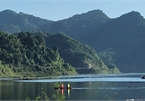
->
[0,0,145,21]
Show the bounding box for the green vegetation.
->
[0,10,52,33]
[0,9,122,75]
[39,10,145,73]
[41,10,145,73]
[1,9,145,73]
[84,11,145,72]
[26,90,50,101]
[0,31,120,77]
[39,10,110,39]
[45,33,120,74]
[52,90,66,101]
[25,83,66,101]
[98,48,119,73]
[0,61,16,77]
[0,31,77,77]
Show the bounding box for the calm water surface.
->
[0,73,145,100]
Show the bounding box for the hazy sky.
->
[0,0,144,21]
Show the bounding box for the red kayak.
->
[54,86,72,89]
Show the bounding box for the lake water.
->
[0,73,145,100]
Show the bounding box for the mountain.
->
[0,31,77,77]
[0,10,53,33]
[39,10,145,73]
[0,9,145,73]
[80,11,145,72]
[0,31,120,77]
[45,33,120,74]
[39,10,110,39]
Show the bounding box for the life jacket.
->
[67,84,70,88]
[61,84,64,88]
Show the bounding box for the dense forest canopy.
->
[0,9,145,73]
[45,33,120,74]
[0,31,120,77]
[0,31,77,77]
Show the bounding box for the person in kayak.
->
[67,83,71,89]
[60,83,65,89]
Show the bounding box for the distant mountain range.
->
[0,9,145,73]
[0,10,52,33]
[85,11,145,72]
[39,10,110,38]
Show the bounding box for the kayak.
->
[54,86,72,89]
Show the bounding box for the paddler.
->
[60,83,64,89]
[67,83,71,89]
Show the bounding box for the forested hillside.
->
[80,11,145,72]
[0,31,120,77]
[45,33,120,74]
[0,31,77,77]
[1,9,145,73]
[39,10,110,38]
[0,10,52,33]
[39,10,145,73]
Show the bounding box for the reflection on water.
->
[0,73,145,100]
[52,89,66,101]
